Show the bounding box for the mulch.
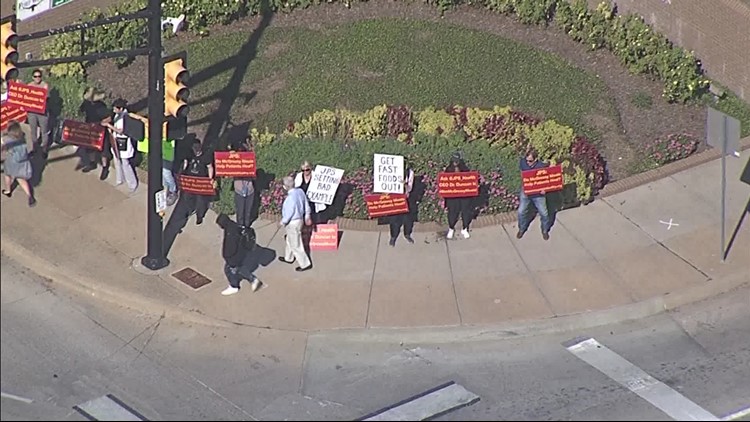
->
[86,0,707,181]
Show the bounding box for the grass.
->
[184,18,612,135]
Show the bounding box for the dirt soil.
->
[87,0,707,181]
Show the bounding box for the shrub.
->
[642,133,699,166]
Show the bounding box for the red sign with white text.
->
[522,165,563,195]
[7,81,48,114]
[310,223,339,251]
[214,151,257,177]
[438,171,480,198]
[179,175,216,196]
[61,119,106,151]
[0,102,27,131]
[364,193,409,218]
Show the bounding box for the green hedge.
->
[41,0,714,104]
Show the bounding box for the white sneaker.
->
[461,228,470,239]
[446,229,454,239]
[221,287,239,296]
[250,278,262,292]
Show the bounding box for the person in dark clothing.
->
[444,152,474,239]
[180,138,214,225]
[516,149,551,241]
[76,87,113,180]
[216,213,261,296]
[388,163,417,246]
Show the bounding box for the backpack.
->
[241,226,256,250]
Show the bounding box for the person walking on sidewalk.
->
[516,149,551,241]
[179,138,214,225]
[104,99,138,193]
[388,163,417,246]
[216,213,261,296]
[278,176,313,272]
[26,69,50,154]
[1,121,36,207]
[444,152,473,240]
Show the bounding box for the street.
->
[2,253,748,421]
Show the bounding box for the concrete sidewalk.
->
[1,144,748,334]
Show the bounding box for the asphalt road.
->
[2,253,748,421]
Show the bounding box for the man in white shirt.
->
[277,176,313,272]
[104,98,138,193]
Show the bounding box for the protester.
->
[294,160,326,223]
[77,87,113,179]
[444,152,473,239]
[517,149,551,241]
[1,121,36,207]
[216,213,261,296]
[27,69,50,154]
[233,138,255,229]
[278,176,313,272]
[103,98,138,193]
[180,138,214,225]
[128,112,178,205]
[388,162,417,246]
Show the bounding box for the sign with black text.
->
[373,153,404,194]
[306,165,344,205]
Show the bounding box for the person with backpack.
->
[216,213,261,296]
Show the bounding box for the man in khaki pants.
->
[277,176,313,272]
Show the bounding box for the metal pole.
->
[720,115,727,262]
[140,0,169,270]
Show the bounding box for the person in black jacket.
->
[444,152,474,239]
[217,213,261,296]
[76,87,113,180]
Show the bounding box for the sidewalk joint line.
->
[364,231,381,328]
[444,237,463,325]
[501,224,555,315]
[600,199,712,280]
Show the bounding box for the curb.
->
[0,233,233,329]
[139,137,749,233]
[3,231,747,339]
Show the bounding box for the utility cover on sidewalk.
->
[172,268,212,290]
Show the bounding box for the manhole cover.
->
[172,267,212,290]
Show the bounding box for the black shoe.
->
[99,166,109,180]
[389,237,396,247]
[404,235,414,244]
[542,231,550,241]
[28,197,37,208]
[81,164,96,173]
[516,230,525,239]
[196,218,203,225]
[295,265,313,272]
[278,257,294,264]
[75,162,85,171]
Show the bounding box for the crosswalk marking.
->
[73,394,147,421]
[359,381,479,421]
[565,337,719,421]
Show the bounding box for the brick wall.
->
[588,0,750,100]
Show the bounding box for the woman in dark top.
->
[76,87,113,180]
[444,152,473,240]
[294,160,326,223]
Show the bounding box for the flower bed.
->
[213,104,609,223]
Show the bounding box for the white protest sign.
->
[373,153,404,194]
[307,165,344,205]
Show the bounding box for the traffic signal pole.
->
[141,0,169,270]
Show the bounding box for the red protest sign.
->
[438,171,480,198]
[179,175,216,196]
[522,164,563,195]
[310,223,339,251]
[364,193,409,218]
[0,102,27,131]
[60,119,106,151]
[7,81,48,114]
[214,151,257,177]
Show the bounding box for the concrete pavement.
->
[1,143,748,334]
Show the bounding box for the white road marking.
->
[1,391,34,404]
[360,381,479,421]
[659,218,680,230]
[722,406,750,421]
[566,337,719,421]
[73,394,147,421]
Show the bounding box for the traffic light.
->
[1,16,19,82]
[163,52,189,119]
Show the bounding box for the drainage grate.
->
[171,267,212,290]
